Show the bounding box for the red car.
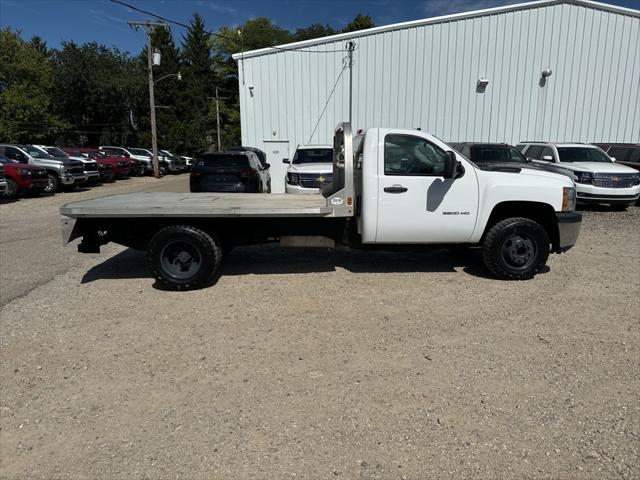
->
[0,153,49,198]
[64,148,132,179]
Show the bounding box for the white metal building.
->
[233,0,640,193]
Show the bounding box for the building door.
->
[263,141,289,193]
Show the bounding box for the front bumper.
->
[60,173,88,185]
[556,211,582,252]
[83,171,101,184]
[575,183,640,204]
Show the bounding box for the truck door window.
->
[384,134,446,176]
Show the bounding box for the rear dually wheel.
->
[147,225,222,290]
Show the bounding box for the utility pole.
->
[207,92,222,151]
[128,20,167,178]
[347,41,355,126]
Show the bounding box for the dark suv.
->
[190,151,271,193]
[593,144,640,171]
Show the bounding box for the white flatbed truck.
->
[61,123,582,289]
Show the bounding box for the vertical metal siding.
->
[238,2,640,153]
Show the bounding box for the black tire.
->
[158,165,167,177]
[147,225,222,290]
[44,173,59,194]
[3,179,18,198]
[482,217,550,280]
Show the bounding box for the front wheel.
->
[482,217,550,280]
[44,173,59,194]
[2,179,18,198]
[147,225,222,290]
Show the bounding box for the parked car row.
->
[0,143,191,199]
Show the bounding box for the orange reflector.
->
[347,196,353,206]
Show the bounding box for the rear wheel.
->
[482,217,550,280]
[44,173,59,194]
[147,225,222,290]
[2,179,18,198]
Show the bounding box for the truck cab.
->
[61,123,582,290]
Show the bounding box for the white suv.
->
[517,142,640,209]
[284,145,333,194]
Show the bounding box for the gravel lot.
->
[1,177,638,479]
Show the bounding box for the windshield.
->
[24,146,54,159]
[473,146,528,164]
[127,148,151,157]
[44,147,69,157]
[557,147,612,163]
[293,148,333,164]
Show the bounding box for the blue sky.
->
[1,0,638,55]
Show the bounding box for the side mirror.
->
[443,151,459,179]
[282,158,289,164]
[265,163,271,169]
[541,155,554,161]
[610,157,616,162]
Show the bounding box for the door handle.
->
[384,185,408,193]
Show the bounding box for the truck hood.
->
[557,162,636,174]
[33,157,65,168]
[480,163,573,185]
[288,162,333,173]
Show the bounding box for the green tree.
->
[51,41,143,146]
[178,13,215,154]
[342,14,375,33]
[293,24,336,42]
[0,28,67,143]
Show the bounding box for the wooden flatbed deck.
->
[60,192,334,218]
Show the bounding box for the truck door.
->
[375,131,479,243]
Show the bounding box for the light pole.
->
[207,89,221,152]
[128,20,167,178]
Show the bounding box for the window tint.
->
[540,147,554,160]
[515,144,526,152]
[474,147,512,163]
[509,147,527,162]
[557,147,613,163]
[353,135,364,168]
[200,153,249,167]
[628,148,640,163]
[525,145,543,159]
[384,134,446,176]
[608,147,630,162]
[5,147,27,162]
[293,148,333,164]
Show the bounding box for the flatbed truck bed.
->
[60,192,333,218]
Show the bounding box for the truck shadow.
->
[81,244,513,286]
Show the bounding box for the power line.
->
[307,59,348,144]
[109,0,351,54]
